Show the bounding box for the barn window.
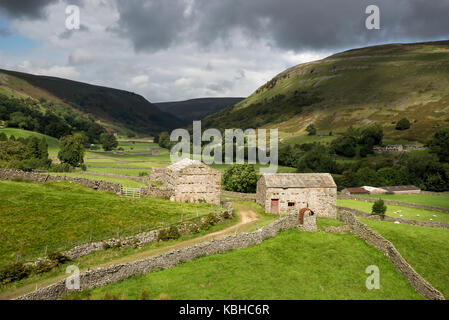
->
[288,202,295,207]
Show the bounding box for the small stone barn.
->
[256,173,337,218]
[152,158,221,205]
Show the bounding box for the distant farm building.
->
[373,145,426,154]
[380,185,421,194]
[361,186,387,194]
[150,159,221,205]
[341,188,370,195]
[256,173,337,218]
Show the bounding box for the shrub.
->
[158,226,181,241]
[189,224,200,234]
[372,199,387,218]
[138,172,149,177]
[103,242,112,250]
[0,263,31,285]
[167,226,181,240]
[49,163,72,173]
[48,252,71,266]
[33,261,52,275]
[396,118,411,131]
[157,228,168,241]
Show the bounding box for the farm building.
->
[341,187,370,195]
[256,173,337,218]
[380,185,421,194]
[150,158,221,205]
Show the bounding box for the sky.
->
[0,0,448,102]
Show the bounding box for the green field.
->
[0,128,60,152]
[361,219,449,298]
[0,181,220,267]
[337,199,449,223]
[357,194,449,210]
[69,219,421,300]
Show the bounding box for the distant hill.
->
[0,69,183,136]
[203,40,449,143]
[155,98,244,123]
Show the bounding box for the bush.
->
[138,172,149,177]
[48,252,71,266]
[396,118,411,131]
[371,199,387,218]
[222,164,259,193]
[49,163,72,173]
[0,263,31,285]
[157,226,180,241]
[33,261,52,275]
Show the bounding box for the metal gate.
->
[121,187,141,198]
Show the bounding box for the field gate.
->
[121,186,141,198]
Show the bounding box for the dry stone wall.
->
[0,169,122,194]
[17,210,301,300]
[338,208,445,300]
[337,206,449,229]
[338,195,449,213]
[222,190,257,202]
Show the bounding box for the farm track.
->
[0,206,259,300]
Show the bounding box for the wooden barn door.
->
[271,199,279,214]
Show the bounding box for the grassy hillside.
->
[67,220,421,300]
[155,97,244,123]
[0,69,183,135]
[203,40,449,143]
[0,128,59,150]
[0,181,220,267]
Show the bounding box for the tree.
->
[100,132,118,151]
[430,127,449,163]
[331,136,357,158]
[372,199,387,217]
[0,132,7,141]
[222,164,259,193]
[38,138,49,160]
[306,124,317,136]
[372,199,387,218]
[25,137,40,159]
[295,144,338,173]
[57,134,85,167]
[396,118,411,131]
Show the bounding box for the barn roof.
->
[167,158,211,172]
[261,173,336,188]
[380,185,421,192]
[343,187,370,194]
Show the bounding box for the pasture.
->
[67,219,421,300]
[361,219,449,298]
[337,199,449,224]
[0,181,220,267]
[356,193,449,210]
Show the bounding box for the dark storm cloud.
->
[0,0,59,19]
[0,0,85,19]
[112,0,449,53]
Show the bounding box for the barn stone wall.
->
[259,186,337,218]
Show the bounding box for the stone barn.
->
[152,158,221,205]
[256,173,337,218]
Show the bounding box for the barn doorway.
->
[271,199,279,214]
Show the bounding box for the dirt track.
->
[0,205,259,300]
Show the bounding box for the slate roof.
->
[261,173,336,188]
[380,185,421,192]
[343,187,370,194]
[167,158,210,172]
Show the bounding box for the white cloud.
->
[129,75,149,88]
[68,49,97,66]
